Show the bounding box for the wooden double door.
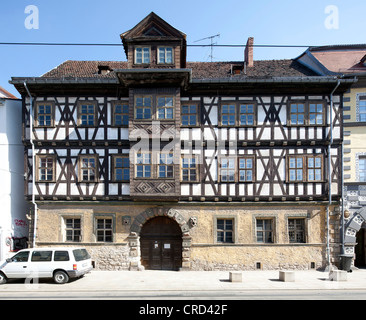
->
[140,217,182,271]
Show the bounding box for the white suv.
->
[0,247,93,284]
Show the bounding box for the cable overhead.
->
[0,42,311,48]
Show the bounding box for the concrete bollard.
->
[329,270,347,282]
[279,270,295,282]
[229,272,242,283]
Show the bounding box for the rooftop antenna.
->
[194,33,220,62]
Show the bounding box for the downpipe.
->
[24,82,37,248]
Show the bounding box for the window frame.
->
[218,157,237,183]
[287,100,327,127]
[64,217,82,243]
[156,96,174,120]
[78,154,99,183]
[134,46,151,65]
[111,100,129,127]
[358,95,366,122]
[134,95,153,120]
[77,101,98,127]
[288,218,306,244]
[181,103,199,127]
[256,218,274,243]
[181,155,200,182]
[158,152,174,179]
[359,156,366,182]
[95,218,113,243]
[112,154,130,182]
[36,154,56,183]
[286,154,324,183]
[135,152,152,179]
[238,156,255,183]
[157,46,174,65]
[219,101,257,127]
[216,218,234,244]
[34,101,55,127]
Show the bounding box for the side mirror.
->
[6,258,12,263]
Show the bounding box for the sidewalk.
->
[1,269,366,293]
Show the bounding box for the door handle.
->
[23,266,27,268]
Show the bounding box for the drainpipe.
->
[326,79,341,270]
[23,82,37,248]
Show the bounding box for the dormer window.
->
[158,47,173,64]
[135,47,150,64]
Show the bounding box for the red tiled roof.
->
[0,86,18,99]
[42,59,316,80]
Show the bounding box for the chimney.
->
[244,37,254,68]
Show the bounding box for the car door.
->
[29,250,53,278]
[2,251,31,278]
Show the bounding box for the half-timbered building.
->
[10,12,355,271]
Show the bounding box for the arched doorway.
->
[140,216,182,270]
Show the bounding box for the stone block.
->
[229,272,242,283]
[329,270,347,282]
[279,271,295,282]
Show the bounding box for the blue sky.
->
[1,0,365,97]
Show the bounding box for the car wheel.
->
[53,271,69,284]
[0,272,7,284]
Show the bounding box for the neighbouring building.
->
[296,45,366,268]
[10,13,355,271]
[0,86,29,260]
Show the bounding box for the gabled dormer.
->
[120,12,187,69]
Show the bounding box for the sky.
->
[1,0,366,97]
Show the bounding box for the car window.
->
[73,249,90,262]
[54,251,70,261]
[11,251,29,262]
[31,251,52,262]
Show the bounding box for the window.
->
[288,219,305,243]
[181,104,198,126]
[256,219,273,243]
[158,47,173,64]
[135,96,152,120]
[359,97,366,122]
[79,155,98,182]
[360,157,366,182]
[37,155,55,182]
[287,101,326,126]
[31,251,52,262]
[159,152,174,178]
[113,102,129,126]
[307,156,323,181]
[220,102,257,126]
[239,156,255,182]
[96,218,113,242]
[54,251,70,261]
[181,156,198,182]
[287,154,324,182]
[136,152,151,178]
[35,102,54,127]
[219,158,235,182]
[216,219,233,243]
[289,156,304,182]
[289,102,305,125]
[10,251,29,262]
[309,103,325,125]
[221,104,236,126]
[239,104,255,126]
[65,218,81,242]
[135,47,150,64]
[112,155,130,182]
[78,102,97,126]
[157,96,174,120]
